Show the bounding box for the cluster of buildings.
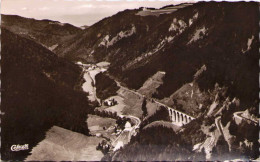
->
[104,98,117,106]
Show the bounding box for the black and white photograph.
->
[1,0,259,161]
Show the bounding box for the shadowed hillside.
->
[1,28,93,160]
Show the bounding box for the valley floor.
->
[25,62,198,160]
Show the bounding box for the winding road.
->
[80,64,142,152]
[115,80,194,118]
[233,111,258,125]
[216,111,258,142]
[112,114,141,148]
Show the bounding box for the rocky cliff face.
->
[97,2,258,160]
[56,2,258,116]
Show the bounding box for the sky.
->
[1,0,194,27]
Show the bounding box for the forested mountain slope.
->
[1,28,92,160]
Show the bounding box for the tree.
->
[142,98,148,118]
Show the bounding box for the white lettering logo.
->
[11,144,29,151]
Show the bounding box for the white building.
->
[124,121,132,131]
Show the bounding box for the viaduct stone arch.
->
[167,106,195,126]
